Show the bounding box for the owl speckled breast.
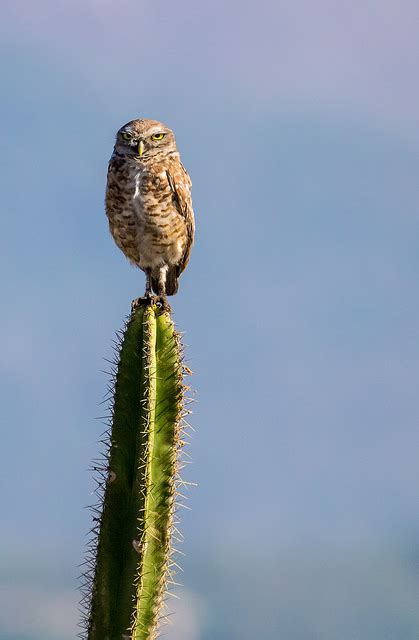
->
[105,157,141,264]
[132,162,187,271]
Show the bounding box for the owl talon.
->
[156,296,171,313]
[131,295,155,312]
[131,292,172,313]
[131,297,141,312]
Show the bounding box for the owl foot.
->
[156,296,172,314]
[131,294,154,312]
[131,293,171,313]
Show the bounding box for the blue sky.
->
[1,1,419,638]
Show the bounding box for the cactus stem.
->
[81,303,190,640]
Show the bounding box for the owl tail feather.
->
[152,267,179,297]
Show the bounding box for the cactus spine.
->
[83,303,187,639]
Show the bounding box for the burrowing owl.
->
[105,119,195,299]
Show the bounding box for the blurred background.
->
[1,1,419,638]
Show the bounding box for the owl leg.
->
[144,269,152,298]
[131,269,157,311]
[157,266,168,297]
[156,266,171,312]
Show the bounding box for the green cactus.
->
[81,302,190,639]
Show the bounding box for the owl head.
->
[114,118,178,161]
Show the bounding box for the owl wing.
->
[166,159,195,275]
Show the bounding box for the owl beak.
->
[138,140,145,157]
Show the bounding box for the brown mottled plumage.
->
[105,119,195,298]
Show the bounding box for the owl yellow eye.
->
[121,132,133,141]
[151,133,165,141]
